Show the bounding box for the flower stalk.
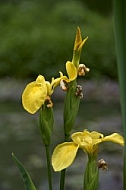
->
[63,80,80,138]
[60,27,89,190]
[39,102,54,190]
[45,145,53,190]
[84,154,99,190]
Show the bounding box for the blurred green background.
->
[0,0,116,80]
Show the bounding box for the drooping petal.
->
[71,129,124,155]
[52,142,79,171]
[102,133,124,146]
[22,75,47,114]
[66,61,77,81]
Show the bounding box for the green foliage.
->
[64,81,80,136]
[0,1,116,79]
[12,153,37,190]
[39,104,54,146]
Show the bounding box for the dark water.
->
[0,100,123,190]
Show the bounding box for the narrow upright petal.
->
[71,131,93,153]
[71,131,102,154]
[52,142,79,171]
[66,61,77,81]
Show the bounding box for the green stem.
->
[60,134,70,190]
[60,169,66,190]
[113,1,126,189]
[84,155,99,190]
[45,145,52,190]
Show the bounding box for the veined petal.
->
[71,132,93,153]
[66,61,77,81]
[71,130,103,154]
[102,133,124,146]
[89,131,103,145]
[52,142,79,171]
[71,132,85,145]
[22,75,47,114]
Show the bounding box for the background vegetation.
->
[0,0,116,80]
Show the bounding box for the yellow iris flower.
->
[22,28,90,114]
[22,75,50,114]
[51,61,77,88]
[22,61,77,114]
[52,130,124,171]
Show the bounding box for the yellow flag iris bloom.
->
[22,75,49,114]
[52,130,124,171]
[22,28,89,114]
[22,61,78,114]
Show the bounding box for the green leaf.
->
[12,153,37,190]
[39,103,54,146]
[64,81,80,136]
[113,1,126,189]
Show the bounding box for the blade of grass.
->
[113,1,126,189]
[12,153,37,190]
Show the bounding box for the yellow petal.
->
[52,142,79,171]
[66,61,77,81]
[46,81,53,95]
[50,72,69,90]
[22,75,47,114]
[71,132,85,145]
[71,132,93,153]
[102,133,124,146]
[89,131,104,144]
[71,130,103,154]
[50,76,62,90]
